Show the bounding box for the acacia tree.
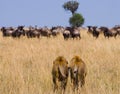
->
[69,13,84,27]
[63,0,79,15]
[63,0,85,27]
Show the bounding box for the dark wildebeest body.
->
[51,27,58,37]
[87,26,100,38]
[51,26,62,37]
[99,26,111,38]
[69,56,87,91]
[40,27,52,38]
[52,56,69,94]
[26,26,40,38]
[99,26,118,38]
[92,26,100,38]
[1,27,15,37]
[12,26,25,38]
[112,25,120,37]
[87,26,93,34]
[64,27,81,40]
[63,30,71,40]
[71,28,81,39]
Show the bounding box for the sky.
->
[0,0,120,28]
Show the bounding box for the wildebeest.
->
[87,26,93,34]
[62,29,71,40]
[109,27,118,38]
[12,26,25,38]
[40,27,52,38]
[1,26,26,38]
[26,26,41,38]
[1,27,15,37]
[51,26,63,37]
[112,25,120,36]
[52,56,69,94]
[69,55,87,91]
[99,26,118,38]
[71,27,81,39]
[63,27,81,40]
[87,26,100,38]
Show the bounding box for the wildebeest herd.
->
[0,25,82,40]
[1,25,120,40]
[87,25,120,38]
[52,55,87,94]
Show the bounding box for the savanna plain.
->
[0,28,120,94]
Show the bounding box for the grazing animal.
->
[109,27,118,38]
[69,55,87,91]
[87,26,100,38]
[71,28,81,39]
[87,26,93,34]
[51,26,61,37]
[99,26,110,38]
[52,56,69,93]
[1,27,15,37]
[112,25,120,36]
[99,26,118,38]
[40,27,52,37]
[63,30,71,40]
[63,27,81,40]
[26,26,40,38]
[92,26,100,38]
[12,26,25,38]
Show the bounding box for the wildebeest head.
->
[1,27,5,32]
[87,26,93,33]
[17,26,25,31]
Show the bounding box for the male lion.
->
[52,56,69,93]
[69,55,87,91]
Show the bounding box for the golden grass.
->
[0,29,120,94]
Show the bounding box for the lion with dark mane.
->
[69,55,87,91]
[52,56,69,93]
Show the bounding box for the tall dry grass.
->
[0,29,120,94]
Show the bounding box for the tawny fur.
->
[52,56,69,93]
[69,55,87,90]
